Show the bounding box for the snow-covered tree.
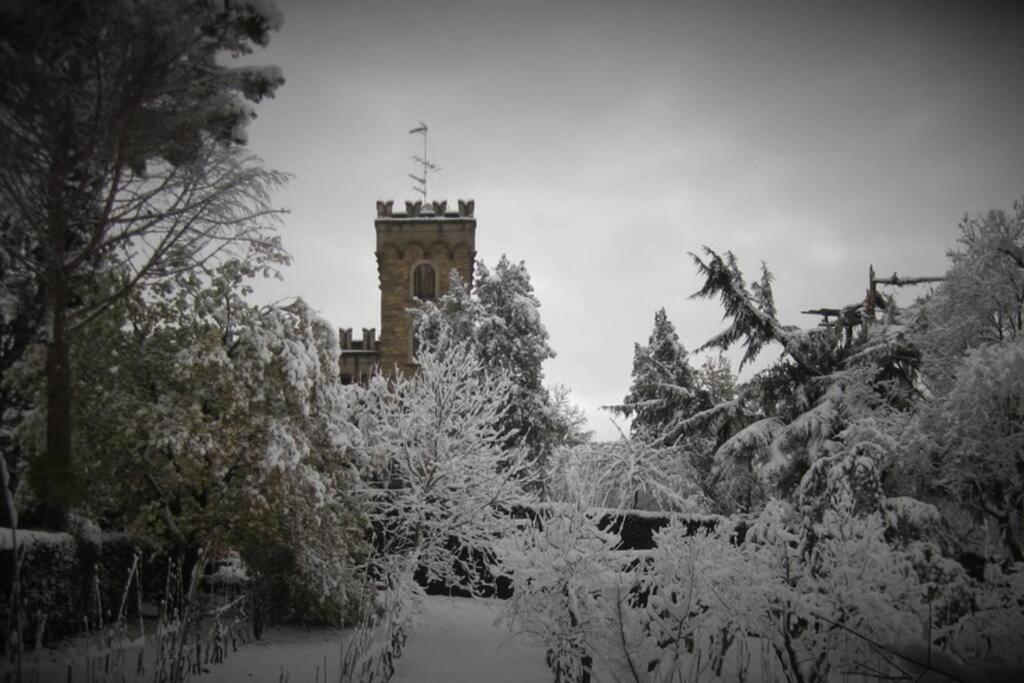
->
[546,440,706,513]
[496,501,620,683]
[547,384,594,449]
[475,257,554,391]
[411,258,585,488]
[21,257,368,623]
[895,199,1024,561]
[673,247,924,512]
[408,270,482,350]
[611,308,708,440]
[914,201,1024,392]
[696,352,736,405]
[352,338,534,595]
[907,330,1024,560]
[474,256,561,462]
[0,0,288,528]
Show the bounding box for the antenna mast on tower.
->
[409,122,440,200]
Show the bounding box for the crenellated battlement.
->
[339,327,377,384]
[339,327,377,352]
[375,199,475,219]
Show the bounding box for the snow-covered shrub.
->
[353,339,533,596]
[615,500,924,682]
[621,498,1024,682]
[496,503,622,683]
[545,440,707,513]
[340,560,420,683]
[944,560,1024,662]
[502,423,707,680]
[500,488,1023,681]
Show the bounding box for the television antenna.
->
[409,122,440,199]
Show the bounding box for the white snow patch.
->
[184,596,549,682]
[392,596,550,683]
[0,527,70,550]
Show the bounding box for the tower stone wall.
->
[370,199,476,376]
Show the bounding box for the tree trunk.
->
[37,211,75,530]
[30,110,82,531]
[39,260,74,528]
[1006,503,1024,563]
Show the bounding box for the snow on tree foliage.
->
[39,258,366,623]
[690,248,808,371]
[898,199,1024,561]
[909,329,1024,559]
[352,338,534,596]
[502,495,1024,682]
[410,257,589,489]
[0,0,288,528]
[610,308,708,440]
[665,247,928,512]
[697,352,737,405]
[474,257,559,462]
[409,270,482,348]
[473,256,554,389]
[495,207,1024,681]
[915,201,1024,387]
[545,439,707,513]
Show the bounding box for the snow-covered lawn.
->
[4,596,548,683]
[190,625,345,683]
[189,596,549,683]
[391,596,549,683]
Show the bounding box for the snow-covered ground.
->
[188,596,549,683]
[4,596,548,683]
[189,625,346,683]
[391,596,549,683]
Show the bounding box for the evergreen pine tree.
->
[697,352,737,405]
[474,256,558,464]
[475,256,555,393]
[615,308,707,439]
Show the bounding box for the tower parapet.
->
[339,327,377,384]
[375,199,475,218]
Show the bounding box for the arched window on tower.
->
[412,262,436,300]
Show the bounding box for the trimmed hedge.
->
[0,529,164,651]
[522,505,729,550]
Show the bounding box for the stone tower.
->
[340,198,476,381]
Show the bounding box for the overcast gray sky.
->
[243,0,1024,440]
